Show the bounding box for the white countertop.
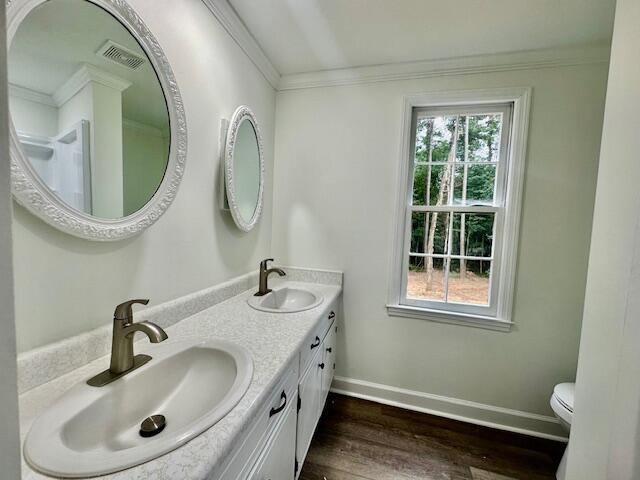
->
[19,280,342,479]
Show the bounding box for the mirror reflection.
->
[233,119,261,222]
[8,0,170,219]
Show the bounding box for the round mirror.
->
[224,106,264,232]
[7,0,186,240]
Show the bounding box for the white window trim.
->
[387,87,532,332]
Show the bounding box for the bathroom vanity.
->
[220,297,338,480]
[18,270,342,479]
[6,1,341,474]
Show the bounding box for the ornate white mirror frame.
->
[6,0,187,241]
[223,106,264,232]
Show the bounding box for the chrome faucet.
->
[255,258,286,296]
[87,299,168,387]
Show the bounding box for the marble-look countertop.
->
[19,280,342,479]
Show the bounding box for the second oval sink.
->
[247,286,323,313]
[24,338,253,478]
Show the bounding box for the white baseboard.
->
[330,376,568,442]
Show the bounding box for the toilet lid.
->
[553,382,575,412]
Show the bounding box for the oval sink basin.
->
[247,286,323,313]
[24,338,253,478]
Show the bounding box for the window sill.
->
[386,304,513,332]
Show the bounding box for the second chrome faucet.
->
[255,258,286,296]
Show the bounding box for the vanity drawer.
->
[219,360,299,480]
[299,304,337,378]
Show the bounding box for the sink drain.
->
[139,414,166,438]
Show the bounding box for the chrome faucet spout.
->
[267,267,286,277]
[122,321,168,343]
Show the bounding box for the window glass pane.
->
[451,213,495,257]
[413,163,459,206]
[434,116,459,163]
[455,117,466,162]
[466,114,503,162]
[410,212,428,253]
[453,164,496,205]
[414,118,434,163]
[453,165,464,204]
[415,115,459,163]
[408,256,446,301]
[466,164,496,204]
[448,259,491,305]
[452,164,496,206]
[426,164,453,206]
[412,165,428,206]
[416,163,462,207]
[412,211,451,255]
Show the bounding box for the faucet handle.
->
[114,299,149,321]
[260,258,274,269]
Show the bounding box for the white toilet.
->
[550,382,575,480]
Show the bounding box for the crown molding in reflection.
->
[52,63,132,107]
[8,84,57,107]
[123,118,169,139]
[200,0,281,90]
[10,64,132,108]
[277,44,611,91]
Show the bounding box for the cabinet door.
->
[321,322,337,400]
[249,399,297,480]
[296,349,323,470]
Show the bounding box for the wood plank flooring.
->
[299,393,564,480]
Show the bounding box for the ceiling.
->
[9,0,168,130]
[229,0,616,75]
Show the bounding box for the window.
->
[388,89,530,331]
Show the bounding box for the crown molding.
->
[8,83,57,107]
[278,44,611,91]
[200,0,280,90]
[52,63,131,107]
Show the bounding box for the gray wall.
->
[11,0,277,352]
[272,62,608,424]
[0,0,22,475]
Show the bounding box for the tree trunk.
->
[460,117,469,280]
[423,119,434,262]
[425,118,459,289]
[460,215,466,280]
[486,135,494,162]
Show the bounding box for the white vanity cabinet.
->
[219,366,299,480]
[321,319,337,401]
[296,343,323,470]
[248,396,297,480]
[220,301,339,480]
[295,306,337,478]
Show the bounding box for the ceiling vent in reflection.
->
[96,40,146,70]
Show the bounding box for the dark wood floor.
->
[299,393,564,480]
